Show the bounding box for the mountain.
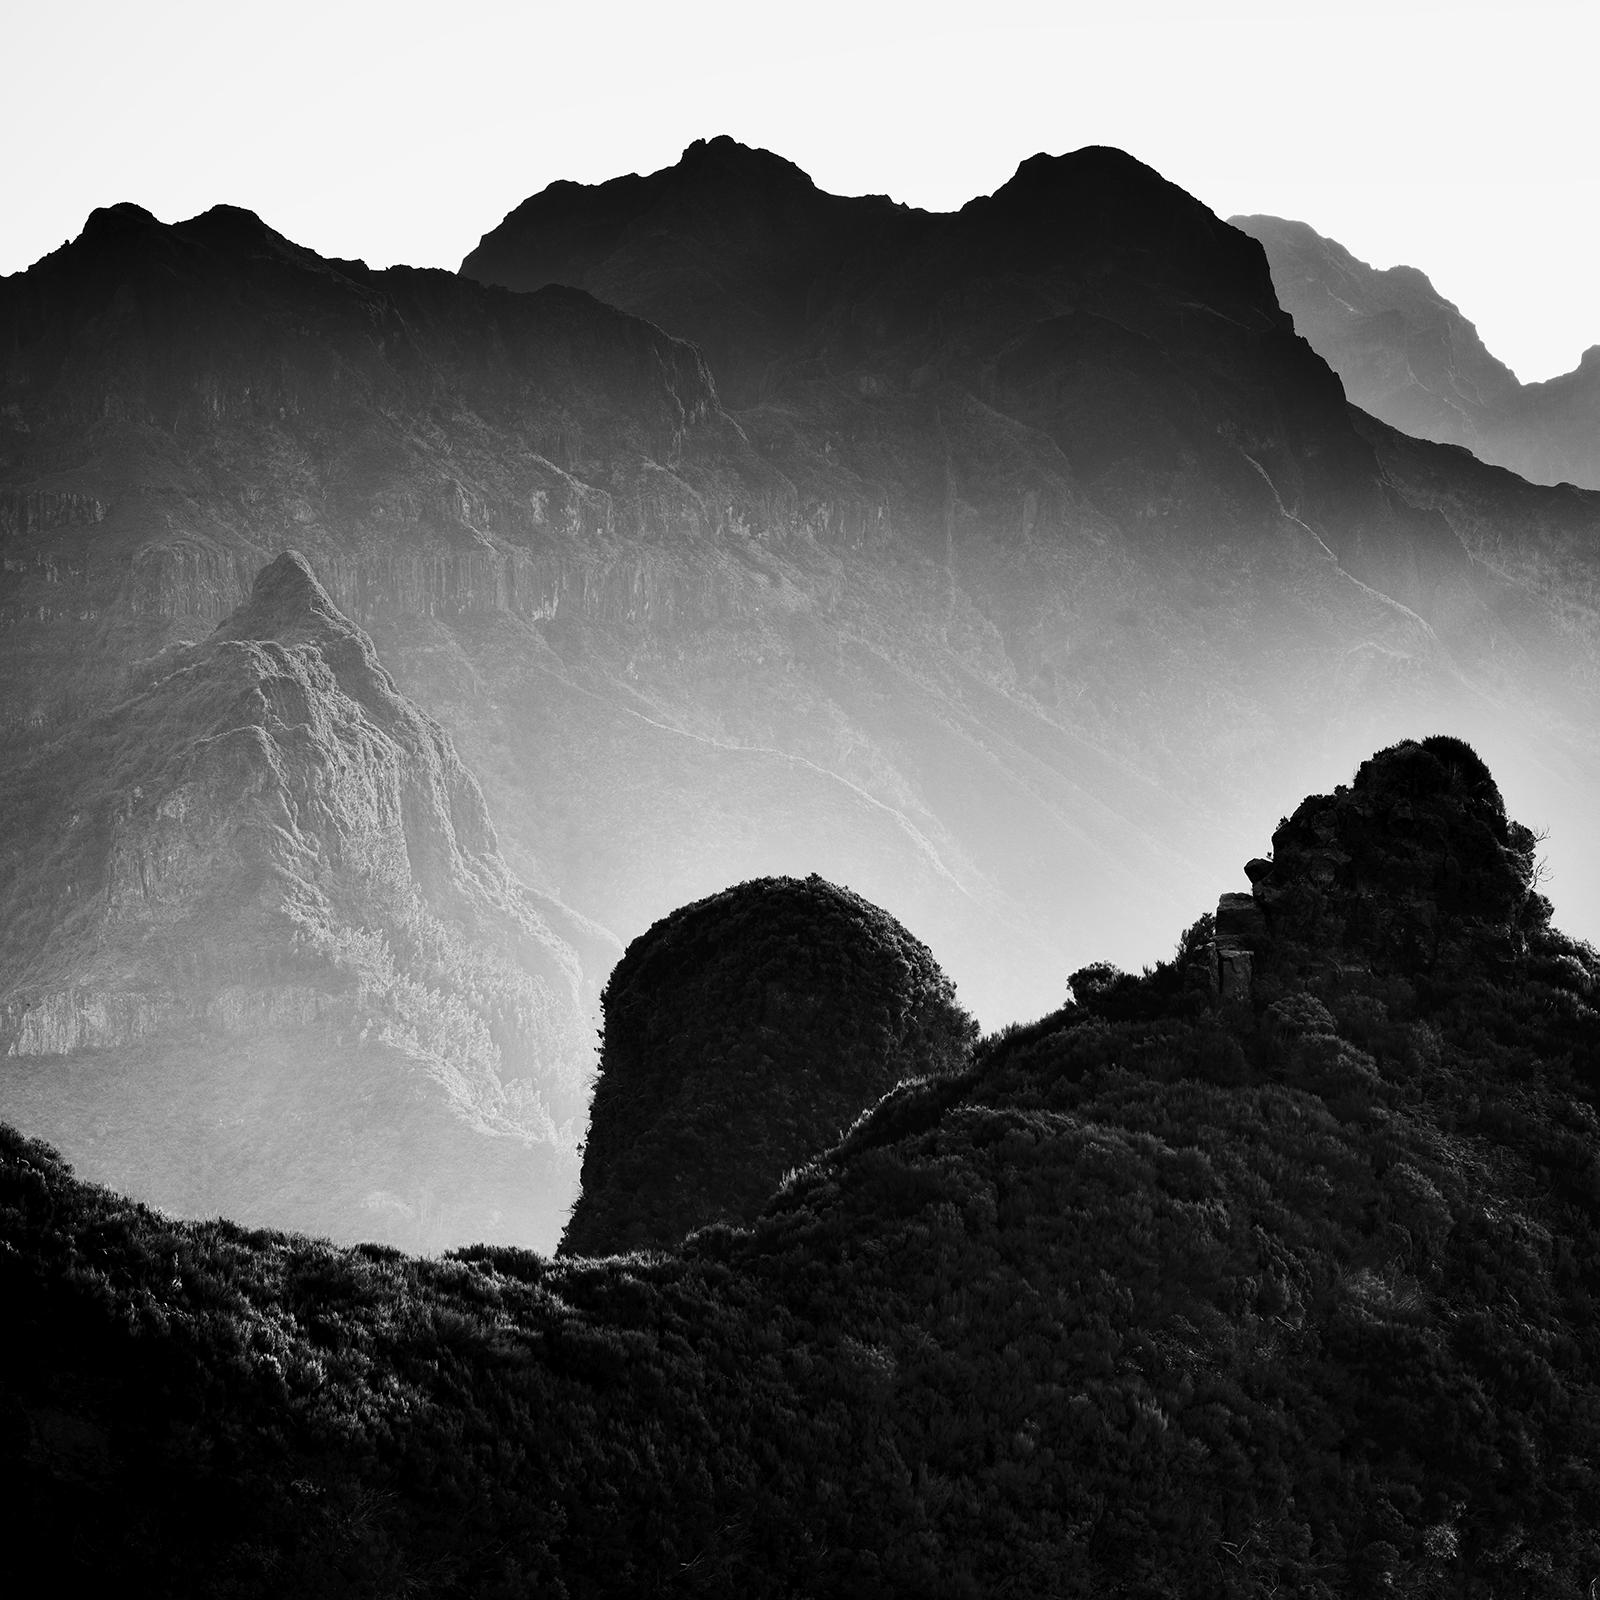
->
[0,192,1135,1033]
[1235,213,1600,490]
[5,742,1598,1595]
[9,144,1600,1247]
[465,138,1600,940]
[0,551,599,1251]
[561,873,975,1256]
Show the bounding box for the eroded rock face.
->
[0,551,602,1251]
[560,874,976,1257]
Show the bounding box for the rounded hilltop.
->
[561,874,976,1257]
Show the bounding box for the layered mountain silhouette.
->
[1237,213,1600,490]
[0,551,597,1250]
[7,140,1600,1252]
[5,741,1598,1595]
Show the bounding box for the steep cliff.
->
[560,874,975,1256]
[0,551,600,1250]
[1238,212,1600,491]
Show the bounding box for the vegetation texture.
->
[4,739,1598,1596]
[561,873,975,1255]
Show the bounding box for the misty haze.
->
[4,117,1600,1598]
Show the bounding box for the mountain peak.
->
[676,134,815,188]
[184,203,280,243]
[218,549,347,644]
[996,144,1171,205]
[84,201,159,231]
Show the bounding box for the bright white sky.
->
[5,0,1596,380]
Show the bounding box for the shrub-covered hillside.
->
[561,873,976,1256]
[4,740,1599,1597]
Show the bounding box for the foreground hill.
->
[1236,213,1600,491]
[7,145,1600,1050]
[561,874,976,1255]
[3,741,1597,1595]
[0,551,597,1251]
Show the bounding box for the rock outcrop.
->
[0,551,601,1250]
[560,875,975,1256]
[1249,734,1549,984]
[1204,734,1551,1011]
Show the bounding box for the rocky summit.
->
[0,551,598,1251]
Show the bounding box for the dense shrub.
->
[562,874,976,1255]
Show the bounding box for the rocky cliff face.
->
[1237,213,1600,491]
[0,551,600,1250]
[561,874,975,1256]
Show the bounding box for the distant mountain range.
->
[4,140,1600,1247]
[1235,213,1600,490]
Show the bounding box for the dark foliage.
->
[3,746,1599,1596]
[561,873,976,1255]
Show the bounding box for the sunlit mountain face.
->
[3,142,1600,1253]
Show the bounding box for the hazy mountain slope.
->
[1237,212,1600,491]
[1230,214,1519,449]
[0,198,1075,1032]
[464,139,1600,950]
[7,144,1600,1071]
[4,743,1598,1596]
[0,551,597,1251]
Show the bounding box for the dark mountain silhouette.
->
[4,742,1598,1595]
[561,873,975,1256]
[1236,213,1600,490]
[8,143,1600,1251]
[0,551,598,1250]
[464,135,928,408]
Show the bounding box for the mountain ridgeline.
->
[5,741,1599,1596]
[5,134,1600,1591]
[1235,213,1600,491]
[6,139,1600,1066]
